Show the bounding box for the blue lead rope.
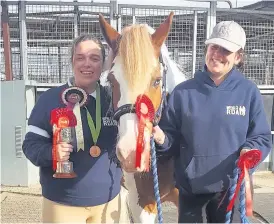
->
[225,159,250,224]
[239,180,250,224]
[225,161,239,223]
[150,137,163,224]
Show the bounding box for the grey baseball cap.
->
[205,21,246,53]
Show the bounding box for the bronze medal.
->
[90,145,101,158]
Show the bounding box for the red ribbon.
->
[135,95,155,169]
[52,128,61,170]
[50,108,77,171]
[136,115,145,168]
[227,149,262,215]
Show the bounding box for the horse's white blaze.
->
[112,56,138,154]
[123,171,157,223]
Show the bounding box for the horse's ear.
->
[151,12,174,56]
[98,13,121,52]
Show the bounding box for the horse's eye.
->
[153,78,162,87]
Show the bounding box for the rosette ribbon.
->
[227,149,262,216]
[135,94,155,169]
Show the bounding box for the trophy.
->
[50,86,88,178]
[51,107,77,178]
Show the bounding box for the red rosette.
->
[227,149,262,216]
[135,94,155,168]
[51,108,77,127]
[135,94,155,122]
[237,149,262,171]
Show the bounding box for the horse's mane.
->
[118,24,159,97]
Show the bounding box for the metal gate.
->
[118,4,209,80]
[1,1,273,87]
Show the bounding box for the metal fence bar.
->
[19,0,28,81]
[5,1,111,7]
[118,4,211,11]
[1,1,13,81]
[192,11,198,76]
[217,8,274,15]
[73,1,79,38]
[132,8,136,24]
[110,0,117,29]
[207,1,217,38]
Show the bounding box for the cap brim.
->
[205,38,241,53]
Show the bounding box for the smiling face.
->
[72,40,104,90]
[205,44,242,77]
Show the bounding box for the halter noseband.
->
[113,54,168,126]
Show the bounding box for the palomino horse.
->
[99,12,186,223]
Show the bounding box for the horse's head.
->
[99,12,174,173]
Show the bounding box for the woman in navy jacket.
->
[23,34,123,223]
[153,21,272,223]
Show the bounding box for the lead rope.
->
[225,149,262,224]
[225,160,250,224]
[150,136,163,224]
[149,59,168,224]
[225,159,240,223]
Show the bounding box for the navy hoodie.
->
[157,67,272,195]
[22,82,122,206]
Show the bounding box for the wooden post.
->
[1,0,13,81]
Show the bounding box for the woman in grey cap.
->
[153,21,272,222]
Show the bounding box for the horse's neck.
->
[165,58,186,93]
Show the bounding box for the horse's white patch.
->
[118,186,131,223]
[123,171,157,223]
[139,209,157,223]
[112,56,139,161]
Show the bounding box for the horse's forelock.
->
[118,24,159,102]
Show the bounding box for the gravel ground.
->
[1,172,274,223]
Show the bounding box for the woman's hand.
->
[152,125,166,145]
[56,143,73,161]
[240,148,251,156]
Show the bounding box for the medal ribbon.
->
[227,149,262,215]
[85,84,102,146]
[73,103,84,151]
[66,78,87,151]
[52,126,61,170]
